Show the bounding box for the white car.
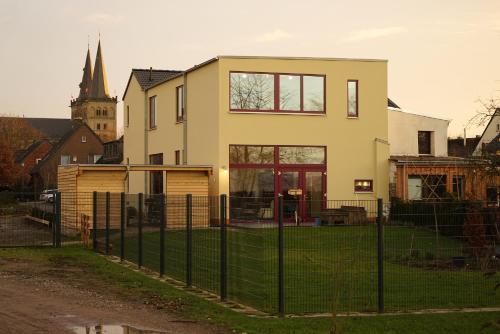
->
[39,189,56,203]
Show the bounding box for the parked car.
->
[39,189,57,203]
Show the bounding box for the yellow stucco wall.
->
[215,57,389,201]
[123,75,146,193]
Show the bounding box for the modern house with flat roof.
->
[123,56,389,222]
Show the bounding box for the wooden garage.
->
[57,164,212,232]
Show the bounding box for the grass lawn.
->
[109,225,500,315]
[1,245,500,334]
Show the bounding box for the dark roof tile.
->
[132,69,182,90]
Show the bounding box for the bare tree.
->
[468,97,499,127]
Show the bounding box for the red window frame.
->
[347,80,359,118]
[229,71,326,114]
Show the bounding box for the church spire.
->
[90,39,110,98]
[78,47,93,100]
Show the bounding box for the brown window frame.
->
[149,153,164,194]
[149,95,157,129]
[354,179,373,193]
[176,86,184,123]
[175,150,181,165]
[347,80,359,118]
[229,71,326,114]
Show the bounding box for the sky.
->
[0,0,499,137]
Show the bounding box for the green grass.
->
[109,225,500,315]
[1,246,500,334]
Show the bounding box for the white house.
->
[473,109,500,156]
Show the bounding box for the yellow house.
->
[123,56,389,223]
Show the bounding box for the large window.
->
[279,146,325,164]
[230,146,274,164]
[149,96,157,129]
[452,175,465,200]
[418,131,432,155]
[230,72,325,113]
[176,86,184,122]
[347,80,358,117]
[408,175,446,200]
[60,155,71,165]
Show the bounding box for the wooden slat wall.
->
[166,171,210,228]
[58,166,78,232]
[77,170,126,230]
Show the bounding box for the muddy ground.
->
[0,256,228,334]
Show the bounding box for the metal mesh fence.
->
[386,201,500,312]
[0,192,54,247]
[84,193,500,316]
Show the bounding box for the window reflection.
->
[279,146,325,164]
[303,76,324,111]
[230,73,274,110]
[229,146,274,164]
[279,75,300,111]
[347,81,358,117]
[229,168,275,220]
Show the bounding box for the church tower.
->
[71,40,117,142]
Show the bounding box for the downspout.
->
[182,72,188,165]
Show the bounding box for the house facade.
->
[473,109,499,156]
[123,56,389,222]
[32,122,103,190]
[388,103,499,202]
[15,139,52,188]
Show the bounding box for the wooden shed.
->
[57,164,212,232]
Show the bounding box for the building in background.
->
[388,102,498,202]
[123,55,389,222]
[70,40,117,142]
[473,109,500,156]
[31,121,103,190]
[97,136,123,164]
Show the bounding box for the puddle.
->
[72,324,169,334]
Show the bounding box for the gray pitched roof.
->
[15,139,50,163]
[133,69,182,90]
[24,118,73,141]
[484,133,500,154]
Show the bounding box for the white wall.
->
[473,113,499,156]
[388,108,449,156]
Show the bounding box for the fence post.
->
[377,198,384,313]
[159,194,165,277]
[138,193,143,268]
[220,194,227,301]
[52,191,56,247]
[92,192,97,251]
[186,194,193,287]
[120,192,125,261]
[55,191,61,248]
[105,192,110,255]
[278,195,285,317]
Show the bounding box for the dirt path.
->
[0,257,227,334]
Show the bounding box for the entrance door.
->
[278,169,325,223]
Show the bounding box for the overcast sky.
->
[0,0,499,137]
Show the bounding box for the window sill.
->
[175,121,184,124]
[149,127,157,131]
[229,111,326,116]
[354,191,374,194]
[347,116,359,119]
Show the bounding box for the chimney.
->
[149,67,152,81]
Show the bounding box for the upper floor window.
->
[103,123,107,130]
[149,96,157,129]
[418,131,432,155]
[96,123,101,130]
[176,86,184,122]
[81,136,87,143]
[347,80,358,117]
[126,105,130,127]
[96,109,101,116]
[230,72,325,113]
[103,108,108,117]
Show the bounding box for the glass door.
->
[280,171,301,221]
